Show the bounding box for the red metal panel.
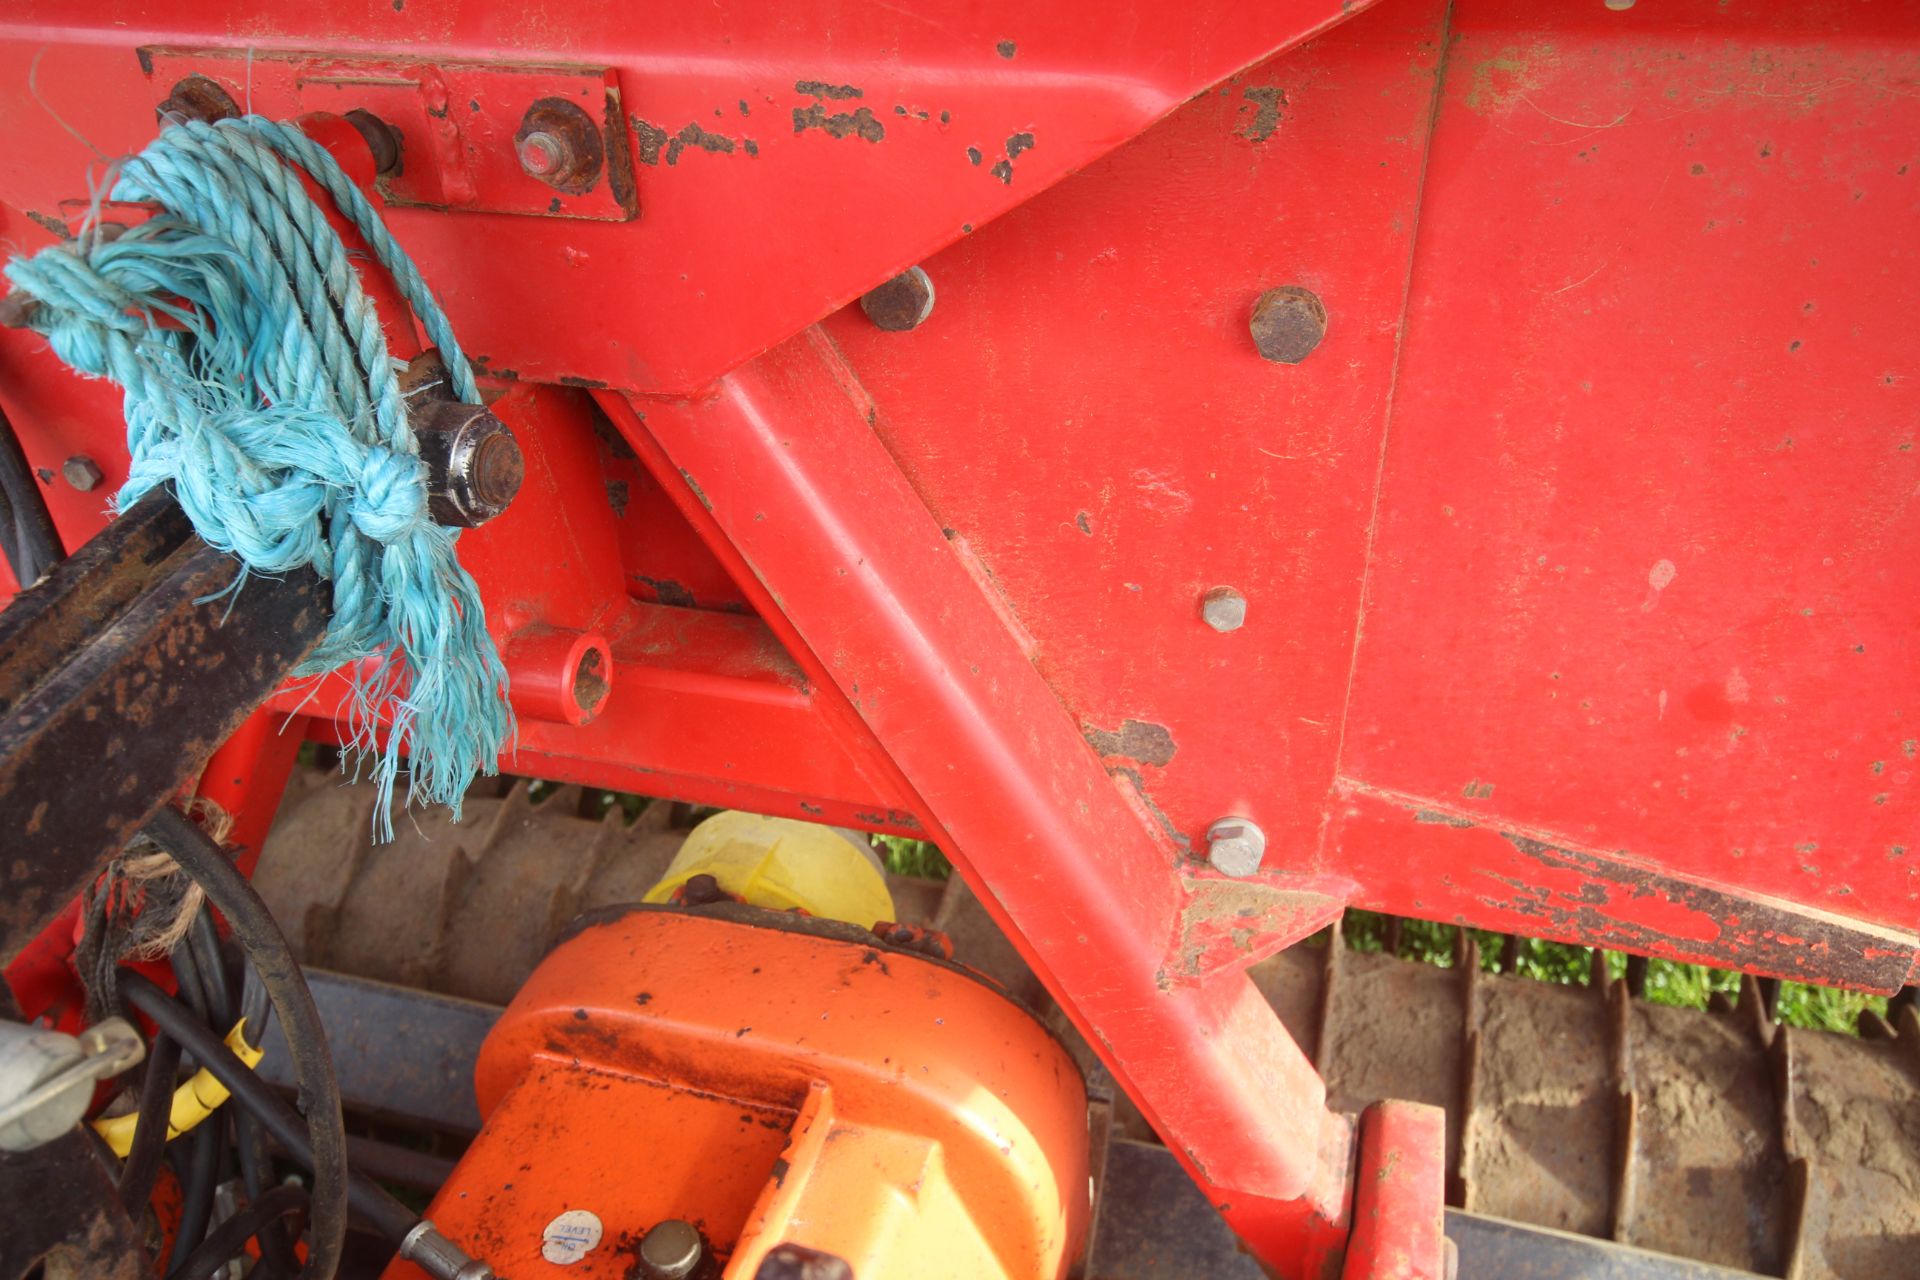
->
[0,0,1372,394]
[819,1,1449,881]
[1332,0,1920,968]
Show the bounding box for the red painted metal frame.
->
[3,1,1914,1274]
[600,350,1367,1267]
[0,0,1374,395]
[1340,1103,1448,1280]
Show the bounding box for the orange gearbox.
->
[381,903,1091,1280]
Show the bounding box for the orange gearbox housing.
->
[382,904,1091,1280]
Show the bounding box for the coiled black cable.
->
[235,964,299,1275]
[137,808,349,1280]
[118,972,419,1247]
[116,1031,183,1213]
[169,1182,309,1280]
[163,919,222,1271]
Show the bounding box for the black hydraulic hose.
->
[235,966,297,1275]
[168,1121,221,1275]
[236,1108,297,1275]
[169,1182,309,1280]
[119,972,416,1248]
[160,910,234,1269]
[0,479,20,578]
[136,807,349,1280]
[187,906,235,1030]
[118,1031,183,1212]
[0,402,63,584]
[168,931,212,1041]
[238,965,269,1047]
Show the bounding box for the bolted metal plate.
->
[139,49,639,221]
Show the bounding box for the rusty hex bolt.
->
[469,432,525,512]
[1200,585,1247,633]
[157,75,239,126]
[1249,285,1328,364]
[411,401,524,528]
[1206,816,1267,878]
[513,99,604,195]
[860,266,937,332]
[61,456,103,492]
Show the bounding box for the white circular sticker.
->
[540,1209,604,1265]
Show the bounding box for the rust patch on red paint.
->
[1163,872,1348,985]
[1238,86,1284,142]
[1083,718,1177,767]
[1414,809,1473,828]
[1488,830,1917,992]
[792,82,885,143]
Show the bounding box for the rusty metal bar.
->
[0,492,328,965]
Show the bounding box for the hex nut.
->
[412,401,524,528]
[61,456,103,492]
[157,75,239,126]
[860,266,937,332]
[1200,586,1247,633]
[513,99,604,195]
[1249,285,1328,364]
[1206,817,1267,878]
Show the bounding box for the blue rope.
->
[5,116,512,834]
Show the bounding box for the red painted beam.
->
[0,0,1378,394]
[1340,1102,1449,1280]
[614,330,1356,1265]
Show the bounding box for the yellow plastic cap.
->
[643,810,896,928]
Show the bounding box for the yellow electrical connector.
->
[93,1021,262,1157]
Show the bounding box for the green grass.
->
[875,834,952,879]
[1340,909,1887,1035]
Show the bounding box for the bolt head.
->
[61,455,103,492]
[860,266,937,332]
[638,1219,703,1279]
[516,130,566,177]
[1200,586,1247,633]
[1250,285,1328,363]
[469,431,525,510]
[1206,817,1267,878]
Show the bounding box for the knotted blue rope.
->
[5,115,512,834]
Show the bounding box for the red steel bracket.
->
[141,50,639,222]
[1165,869,1354,987]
